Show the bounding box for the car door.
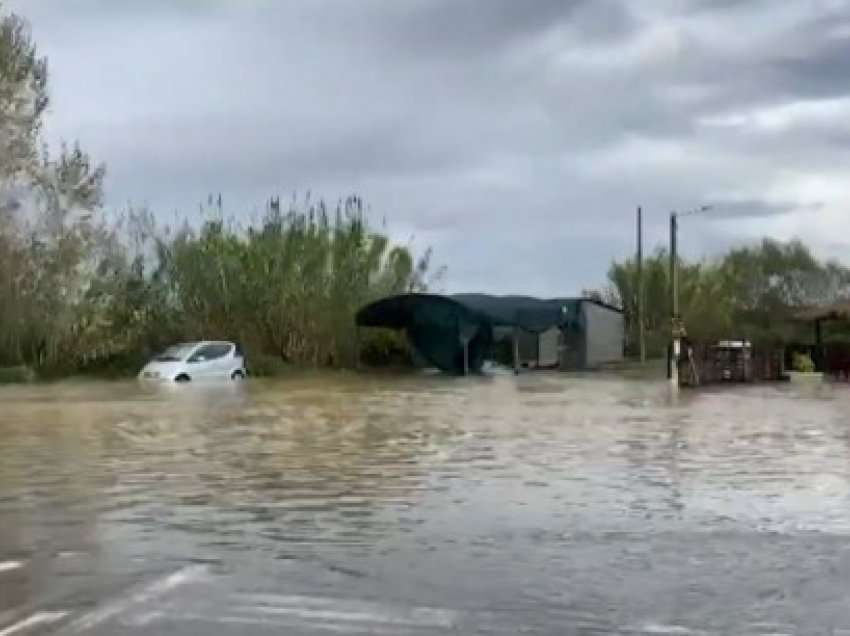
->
[210,343,235,377]
[186,344,223,379]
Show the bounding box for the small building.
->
[356,293,624,374]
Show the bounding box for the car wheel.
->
[174,374,191,383]
[231,370,245,380]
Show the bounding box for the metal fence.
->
[677,341,785,387]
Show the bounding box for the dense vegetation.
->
[0,8,434,377]
[1,192,435,378]
[606,239,850,357]
[95,199,435,374]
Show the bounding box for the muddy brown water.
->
[1,372,850,634]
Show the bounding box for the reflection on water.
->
[2,373,850,633]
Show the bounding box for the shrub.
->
[792,351,815,373]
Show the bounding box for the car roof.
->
[175,340,235,348]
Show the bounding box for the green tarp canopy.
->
[451,294,583,333]
[356,293,586,374]
[356,294,492,374]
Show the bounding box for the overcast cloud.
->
[9,0,850,295]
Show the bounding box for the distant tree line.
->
[0,8,436,377]
[605,239,850,358]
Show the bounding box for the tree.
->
[606,239,850,357]
[0,7,105,370]
[0,10,47,184]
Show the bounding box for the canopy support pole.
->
[463,340,469,376]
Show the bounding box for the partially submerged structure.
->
[355,294,493,375]
[793,301,850,376]
[677,339,785,386]
[355,293,624,374]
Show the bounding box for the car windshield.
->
[153,343,198,362]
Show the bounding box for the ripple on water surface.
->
[2,375,850,633]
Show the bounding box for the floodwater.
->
[2,373,850,635]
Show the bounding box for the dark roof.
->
[793,301,850,322]
[452,294,623,324]
[358,293,621,335]
[450,294,574,329]
[356,293,479,329]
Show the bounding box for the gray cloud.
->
[360,0,638,59]
[767,39,850,100]
[8,0,850,295]
[707,200,818,219]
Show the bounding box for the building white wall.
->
[581,301,624,368]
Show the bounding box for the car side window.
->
[188,344,232,363]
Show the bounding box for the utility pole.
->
[670,212,678,321]
[666,205,711,385]
[669,211,679,386]
[636,206,645,363]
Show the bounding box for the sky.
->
[7,0,850,295]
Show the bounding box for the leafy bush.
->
[358,328,411,367]
[792,351,815,373]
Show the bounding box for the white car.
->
[138,341,247,382]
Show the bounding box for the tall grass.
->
[0,195,438,376]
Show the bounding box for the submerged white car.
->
[138,341,247,382]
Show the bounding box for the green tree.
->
[0,8,105,370]
[606,238,850,357]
